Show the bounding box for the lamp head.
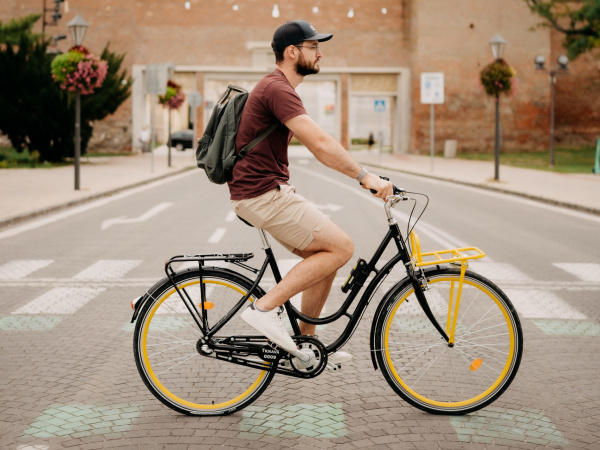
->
[534,54,546,70]
[557,55,569,70]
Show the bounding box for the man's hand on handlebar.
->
[361,173,394,200]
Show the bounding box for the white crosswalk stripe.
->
[12,287,106,314]
[73,260,142,280]
[553,263,600,282]
[0,260,53,279]
[468,262,533,282]
[504,289,587,320]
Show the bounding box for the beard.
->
[295,51,320,76]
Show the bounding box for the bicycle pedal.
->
[326,362,341,372]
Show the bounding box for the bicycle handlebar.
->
[360,176,405,197]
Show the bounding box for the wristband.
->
[356,167,369,182]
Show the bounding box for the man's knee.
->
[337,232,354,265]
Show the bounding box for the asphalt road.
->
[1,153,599,449]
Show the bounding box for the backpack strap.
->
[236,122,278,160]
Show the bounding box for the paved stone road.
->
[1,160,599,449]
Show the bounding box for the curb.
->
[0,166,195,230]
[360,161,600,217]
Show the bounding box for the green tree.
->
[0,15,132,162]
[0,32,71,160]
[525,0,600,59]
[0,13,40,45]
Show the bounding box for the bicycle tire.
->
[374,267,523,415]
[133,267,275,416]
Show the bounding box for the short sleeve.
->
[263,80,307,124]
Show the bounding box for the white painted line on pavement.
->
[504,289,587,320]
[0,260,53,279]
[226,211,236,222]
[553,263,600,282]
[380,170,600,224]
[208,228,227,244]
[73,260,143,280]
[0,170,196,241]
[293,165,464,249]
[12,287,106,314]
[101,202,172,230]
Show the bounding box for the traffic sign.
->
[187,91,203,107]
[374,100,386,112]
[420,73,444,104]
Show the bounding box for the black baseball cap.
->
[272,20,333,51]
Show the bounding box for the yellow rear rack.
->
[409,231,485,267]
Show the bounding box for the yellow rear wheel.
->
[133,269,274,415]
[375,268,522,414]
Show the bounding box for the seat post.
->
[258,229,271,249]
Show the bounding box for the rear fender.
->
[130,266,262,323]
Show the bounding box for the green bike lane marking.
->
[22,404,142,439]
[448,407,569,446]
[0,315,63,331]
[239,403,347,438]
[531,319,600,336]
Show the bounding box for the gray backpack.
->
[196,85,277,184]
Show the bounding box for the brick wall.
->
[2,0,598,154]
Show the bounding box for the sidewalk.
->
[1,146,599,229]
[353,149,600,215]
[0,146,197,227]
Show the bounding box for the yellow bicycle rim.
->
[141,279,268,410]
[384,276,516,408]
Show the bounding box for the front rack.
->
[409,231,485,268]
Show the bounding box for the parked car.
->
[169,130,194,151]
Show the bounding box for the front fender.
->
[369,265,444,370]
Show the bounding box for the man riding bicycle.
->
[229,20,393,364]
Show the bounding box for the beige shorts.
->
[231,185,328,253]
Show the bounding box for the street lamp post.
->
[67,14,88,190]
[489,33,507,181]
[534,54,569,167]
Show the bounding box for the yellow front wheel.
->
[133,268,274,416]
[374,268,523,414]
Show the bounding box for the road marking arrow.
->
[102,202,172,230]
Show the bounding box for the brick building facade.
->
[5,0,599,154]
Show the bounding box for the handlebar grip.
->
[361,176,390,194]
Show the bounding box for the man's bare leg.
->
[254,219,353,316]
[297,269,336,336]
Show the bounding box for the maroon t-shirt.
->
[228,69,307,200]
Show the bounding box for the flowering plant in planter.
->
[158,80,185,110]
[480,59,516,98]
[51,46,108,95]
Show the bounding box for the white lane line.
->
[208,228,227,244]
[101,202,172,230]
[73,260,142,280]
[378,169,600,224]
[226,211,236,222]
[292,165,464,249]
[12,287,106,314]
[504,289,587,320]
[0,170,196,241]
[553,263,600,282]
[0,260,53,279]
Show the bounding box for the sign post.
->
[187,91,203,150]
[420,73,445,171]
[145,63,174,172]
[374,99,386,163]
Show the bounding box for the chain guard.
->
[200,335,328,379]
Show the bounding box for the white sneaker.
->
[328,351,352,365]
[241,302,298,354]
